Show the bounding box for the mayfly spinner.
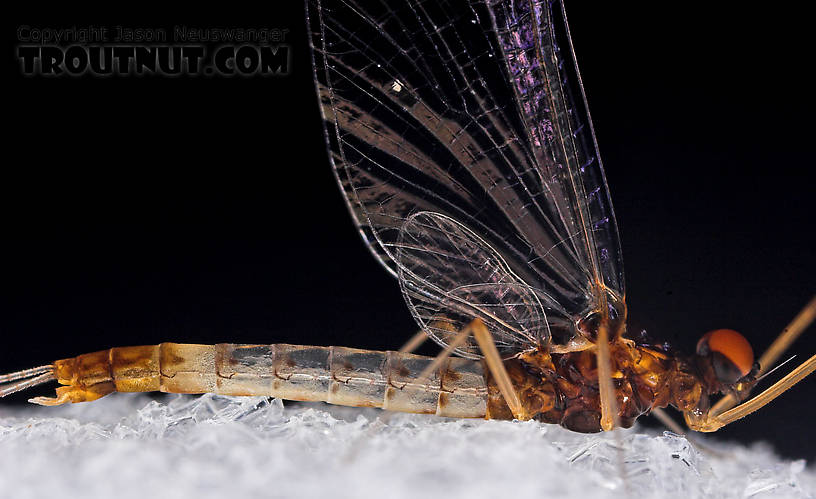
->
[3,0,815,434]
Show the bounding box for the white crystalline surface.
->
[0,394,812,499]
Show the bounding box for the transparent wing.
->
[397,211,573,358]
[307,0,625,351]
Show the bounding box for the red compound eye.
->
[697,329,755,382]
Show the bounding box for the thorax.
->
[485,339,709,432]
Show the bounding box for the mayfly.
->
[2,0,815,434]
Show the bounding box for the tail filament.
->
[0,365,55,399]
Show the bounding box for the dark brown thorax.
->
[485,336,753,432]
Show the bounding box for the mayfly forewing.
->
[489,0,626,307]
[307,0,626,350]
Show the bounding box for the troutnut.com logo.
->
[16,25,291,77]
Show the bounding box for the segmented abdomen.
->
[97,343,488,418]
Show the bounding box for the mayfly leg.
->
[413,326,473,384]
[649,408,688,435]
[691,353,816,432]
[595,319,629,491]
[596,319,620,432]
[468,319,525,419]
[398,330,429,354]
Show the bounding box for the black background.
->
[4,2,814,459]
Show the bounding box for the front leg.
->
[596,320,619,431]
[686,353,816,432]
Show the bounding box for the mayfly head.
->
[695,328,759,393]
